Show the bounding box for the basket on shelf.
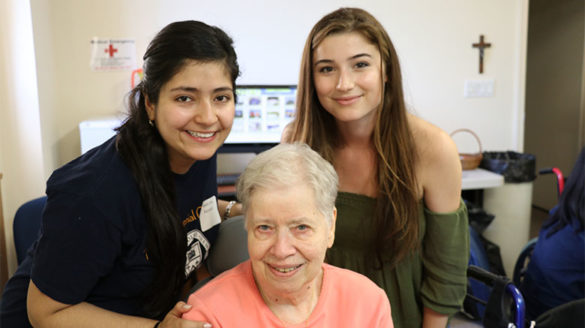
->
[450,128,483,171]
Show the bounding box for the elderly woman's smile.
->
[270,264,303,274]
[246,183,335,300]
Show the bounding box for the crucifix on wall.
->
[472,35,491,74]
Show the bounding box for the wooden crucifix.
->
[472,35,491,74]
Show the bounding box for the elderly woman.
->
[182,143,393,327]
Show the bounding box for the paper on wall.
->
[90,38,136,71]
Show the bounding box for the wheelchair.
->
[463,163,584,328]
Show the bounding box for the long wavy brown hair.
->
[285,7,419,267]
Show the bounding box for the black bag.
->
[480,151,536,183]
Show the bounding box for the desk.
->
[461,168,504,190]
[461,168,504,208]
[220,168,505,199]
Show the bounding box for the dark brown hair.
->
[116,20,239,318]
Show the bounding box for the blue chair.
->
[12,196,46,264]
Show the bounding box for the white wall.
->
[0,0,529,275]
[0,0,46,277]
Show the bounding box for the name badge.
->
[200,196,221,232]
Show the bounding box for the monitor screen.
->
[220,85,297,153]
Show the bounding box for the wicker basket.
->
[450,129,483,170]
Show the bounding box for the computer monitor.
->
[219,85,297,153]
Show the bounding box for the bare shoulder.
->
[408,114,462,211]
[408,114,458,165]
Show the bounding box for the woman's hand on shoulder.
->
[159,301,211,328]
[412,117,462,212]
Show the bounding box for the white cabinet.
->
[79,117,123,154]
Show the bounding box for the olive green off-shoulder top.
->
[326,192,469,328]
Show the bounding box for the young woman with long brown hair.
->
[283,7,469,328]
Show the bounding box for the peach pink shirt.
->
[183,261,393,327]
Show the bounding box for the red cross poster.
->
[90,38,136,71]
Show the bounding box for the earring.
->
[148,120,154,127]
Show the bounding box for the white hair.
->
[236,142,338,226]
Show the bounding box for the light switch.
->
[464,79,495,98]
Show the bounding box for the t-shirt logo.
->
[185,229,210,277]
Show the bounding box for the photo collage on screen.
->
[228,86,297,144]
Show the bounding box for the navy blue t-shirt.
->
[5,136,219,322]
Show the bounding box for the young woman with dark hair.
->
[1,20,241,328]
